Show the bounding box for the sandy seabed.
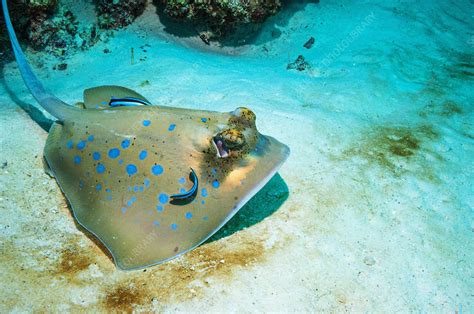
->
[0,0,472,312]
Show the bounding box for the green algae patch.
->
[100,230,288,311]
[386,130,420,157]
[445,51,474,80]
[338,124,442,182]
[419,100,464,118]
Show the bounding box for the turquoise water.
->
[0,0,472,311]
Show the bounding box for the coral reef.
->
[1,0,279,60]
[29,8,101,58]
[161,0,281,41]
[27,0,58,13]
[95,0,147,29]
[1,0,101,60]
[1,0,30,60]
[19,0,61,51]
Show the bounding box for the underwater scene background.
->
[0,0,472,312]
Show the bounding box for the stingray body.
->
[46,93,289,269]
[2,0,289,269]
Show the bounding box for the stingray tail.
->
[1,0,77,121]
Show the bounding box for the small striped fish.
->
[108,96,152,107]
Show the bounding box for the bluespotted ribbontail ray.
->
[2,0,290,270]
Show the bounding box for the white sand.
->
[0,0,472,312]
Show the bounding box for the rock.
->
[56,63,67,71]
[161,0,281,42]
[363,256,376,266]
[304,36,315,49]
[287,55,311,72]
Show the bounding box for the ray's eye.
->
[221,129,245,148]
[229,107,256,127]
[213,129,246,158]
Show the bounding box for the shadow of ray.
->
[206,173,289,243]
[0,64,54,132]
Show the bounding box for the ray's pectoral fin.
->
[83,85,151,109]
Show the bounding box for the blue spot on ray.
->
[201,117,207,123]
[201,188,208,197]
[108,148,120,159]
[77,141,86,150]
[151,165,163,176]
[96,163,105,174]
[118,159,124,165]
[178,177,186,184]
[158,193,169,204]
[153,221,159,226]
[156,205,164,212]
[168,124,176,131]
[96,183,102,191]
[93,152,101,160]
[126,196,137,207]
[126,164,138,176]
[67,140,73,149]
[212,180,220,188]
[139,150,148,160]
[170,223,177,230]
[143,120,151,126]
[121,139,131,149]
[74,156,81,164]
[88,135,94,142]
[106,188,111,193]
[185,212,193,219]
[144,179,150,187]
